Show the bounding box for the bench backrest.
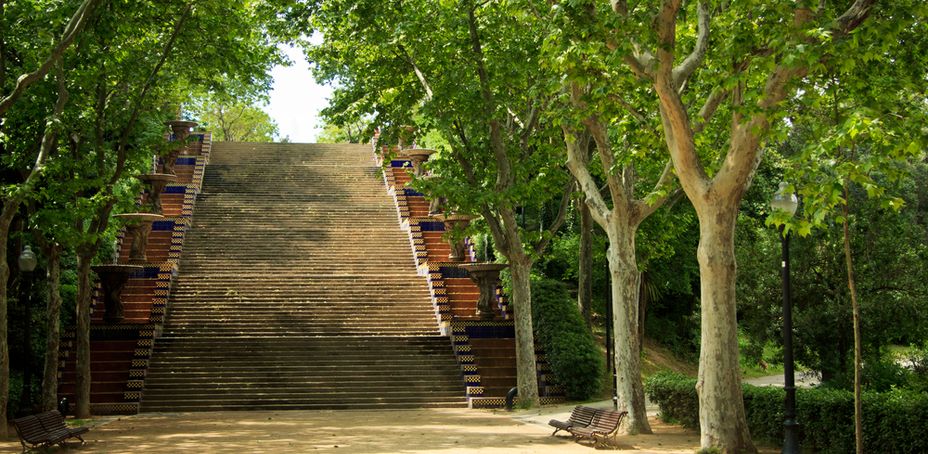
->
[36,410,68,433]
[589,409,627,432]
[13,415,47,443]
[568,406,598,427]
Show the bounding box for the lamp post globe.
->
[770,182,799,454]
[19,245,37,272]
[771,182,799,217]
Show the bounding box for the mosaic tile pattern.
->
[58,133,213,414]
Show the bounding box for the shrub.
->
[645,372,928,453]
[531,277,603,400]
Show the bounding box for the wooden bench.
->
[567,408,628,448]
[13,410,89,452]
[548,405,598,435]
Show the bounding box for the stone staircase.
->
[140,142,466,411]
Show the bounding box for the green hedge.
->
[531,278,603,400]
[645,372,928,453]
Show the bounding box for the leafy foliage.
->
[530,277,603,400]
[738,160,928,384]
[188,93,280,142]
[646,372,928,453]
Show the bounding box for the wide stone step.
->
[139,399,468,412]
[141,390,464,403]
[164,315,437,322]
[143,381,464,392]
[147,357,459,368]
[167,289,431,296]
[159,330,440,337]
[151,335,451,345]
[162,323,438,331]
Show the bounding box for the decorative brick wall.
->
[58,132,212,415]
[376,139,560,407]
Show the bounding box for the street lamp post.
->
[19,245,38,412]
[770,182,799,453]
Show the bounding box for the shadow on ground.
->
[0,406,776,453]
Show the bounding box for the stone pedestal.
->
[397,125,417,150]
[418,174,445,215]
[115,213,164,265]
[91,265,143,324]
[136,173,177,215]
[433,213,475,261]
[459,263,509,319]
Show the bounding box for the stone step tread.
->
[138,401,469,412]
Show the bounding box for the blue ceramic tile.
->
[420,221,445,232]
[152,220,175,231]
[440,266,469,279]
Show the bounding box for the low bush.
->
[531,277,603,400]
[645,371,928,453]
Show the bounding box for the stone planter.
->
[135,173,177,215]
[433,213,476,261]
[403,148,436,177]
[115,213,164,265]
[458,262,509,319]
[165,119,198,143]
[163,120,198,171]
[91,264,143,324]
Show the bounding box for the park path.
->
[744,373,821,388]
[0,403,782,453]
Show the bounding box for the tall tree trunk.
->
[638,272,649,353]
[41,243,61,411]
[842,188,863,454]
[578,199,593,327]
[74,254,93,418]
[606,222,651,434]
[508,251,539,407]
[694,205,756,454]
[0,208,15,437]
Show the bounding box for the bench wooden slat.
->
[13,410,88,452]
[548,405,598,435]
[37,410,89,438]
[567,409,628,448]
[13,416,48,443]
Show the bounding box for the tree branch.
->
[396,44,434,101]
[651,0,712,200]
[633,159,677,221]
[584,115,628,205]
[466,2,510,192]
[0,0,99,116]
[833,0,875,38]
[534,177,574,255]
[563,125,610,226]
[111,4,192,184]
[693,87,728,134]
[672,1,710,90]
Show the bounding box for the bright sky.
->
[266,44,332,143]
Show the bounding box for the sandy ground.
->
[0,401,780,454]
[2,372,804,454]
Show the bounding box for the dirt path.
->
[0,408,686,453]
[1,405,778,453]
